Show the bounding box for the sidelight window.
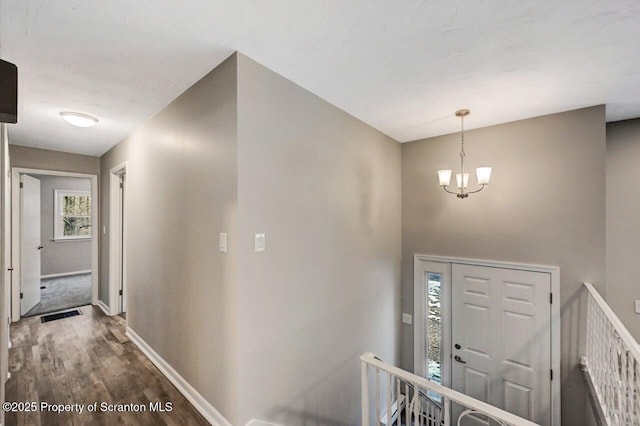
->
[426,272,443,400]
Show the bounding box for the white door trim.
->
[1,125,11,420]
[10,167,99,322]
[413,254,561,426]
[108,161,127,316]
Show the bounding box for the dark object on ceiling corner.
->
[0,59,18,124]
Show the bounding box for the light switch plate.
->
[219,233,227,253]
[402,313,412,325]
[255,233,266,252]
[635,300,640,314]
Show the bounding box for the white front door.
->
[451,264,551,425]
[20,174,41,315]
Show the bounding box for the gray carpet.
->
[24,273,92,317]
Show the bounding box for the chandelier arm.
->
[441,185,460,195]
[465,184,486,195]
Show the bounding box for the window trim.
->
[53,189,92,241]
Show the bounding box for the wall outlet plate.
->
[402,313,412,325]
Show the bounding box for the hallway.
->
[6,306,208,425]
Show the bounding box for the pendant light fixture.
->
[437,109,491,199]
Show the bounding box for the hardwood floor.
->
[6,305,210,425]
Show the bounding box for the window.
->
[414,259,450,404]
[425,271,443,400]
[54,190,91,240]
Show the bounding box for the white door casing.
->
[20,174,41,315]
[1,124,10,423]
[413,255,560,426]
[119,172,127,314]
[109,162,127,316]
[451,264,551,425]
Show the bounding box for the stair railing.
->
[582,282,640,426]
[361,352,539,426]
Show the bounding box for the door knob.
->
[455,344,461,350]
[454,355,466,364]
[37,246,44,250]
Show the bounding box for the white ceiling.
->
[1,1,640,156]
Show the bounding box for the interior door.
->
[451,264,551,425]
[20,174,41,315]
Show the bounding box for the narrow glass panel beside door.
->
[426,272,442,400]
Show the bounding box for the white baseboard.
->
[96,300,110,316]
[126,327,231,426]
[41,270,91,279]
[246,420,284,426]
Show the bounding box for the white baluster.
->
[387,372,392,426]
[444,398,450,426]
[395,376,400,426]
[362,361,369,426]
[376,368,380,425]
[413,384,420,425]
[404,382,410,426]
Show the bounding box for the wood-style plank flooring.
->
[6,305,209,425]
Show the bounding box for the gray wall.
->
[100,54,239,423]
[401,106,606,426]
[236,54,401,425]
[606,118,640,340]
[9,145,100,175]
[28,174,92,276]
[99,52,401,425]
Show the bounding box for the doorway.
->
[414,255,560,425]
[108,162,127,316]
[11,168,99,321]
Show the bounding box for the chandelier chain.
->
[460,114,465,191]
[460,114,465,156]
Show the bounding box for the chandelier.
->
[437,109,491,199]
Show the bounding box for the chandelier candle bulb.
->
[476,167,492,185]
[456,173,469,189]
[438,169,452,186]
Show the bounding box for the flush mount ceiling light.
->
[437,109,491,199]
[59,111,99,128]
